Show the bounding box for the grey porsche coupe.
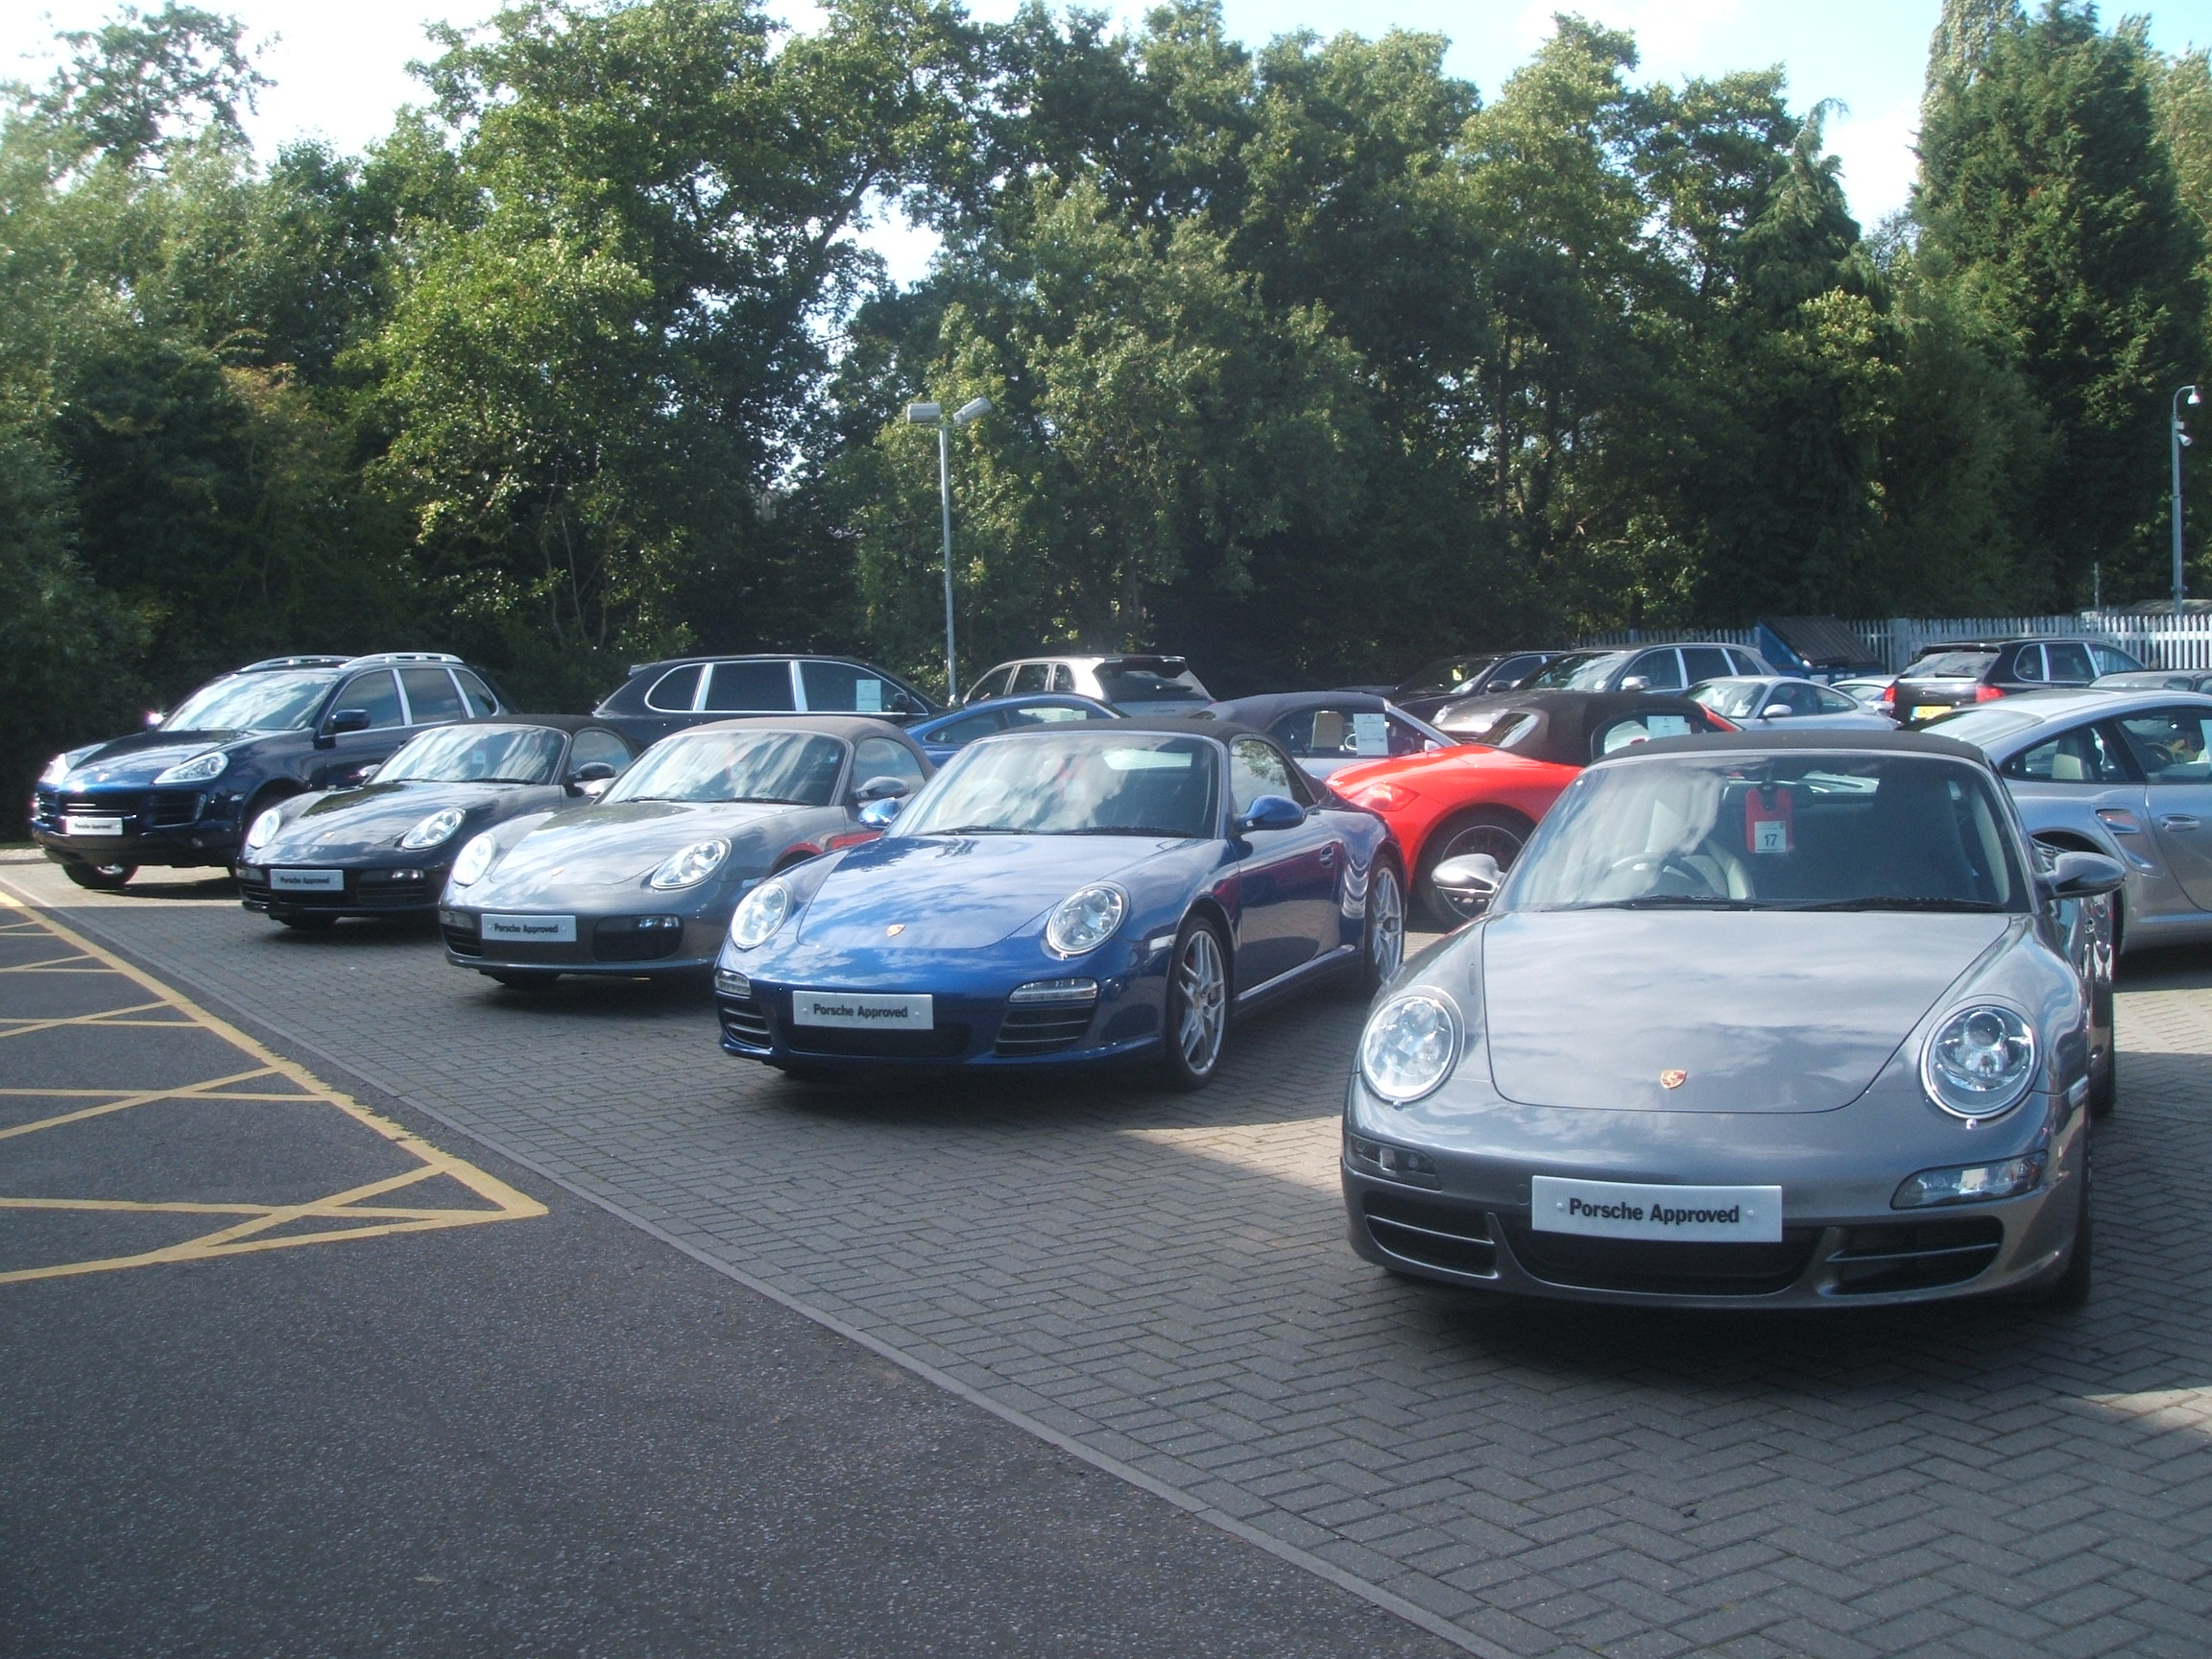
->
[439,716,931,986]
[1343,730,2122,1310]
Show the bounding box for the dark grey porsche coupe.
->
[437,716,931,986]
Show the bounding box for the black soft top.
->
[455,712,633,740]
[1202,691,1391,728]
[687,713,925,745]
[1599,727,1992,766]
[1462,690,1719,767]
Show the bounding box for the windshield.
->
[164,670,336,733]
[901,732,1218,837]
[1690,681,1768,719]
[1908,650,1998,679]
[1097,667,1207,705]
[1526,651,1626,690]
[605,730,845,805]
[1404,657,1496,696]
[378,724,567,784]
[1500,753,2025,914]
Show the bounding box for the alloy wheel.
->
[1370,864,1405,980]
[1175,926,1227,1075]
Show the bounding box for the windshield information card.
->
[1531,1177,1783,1242]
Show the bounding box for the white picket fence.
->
[1580,613,2212,673]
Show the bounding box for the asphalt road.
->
[0,887,1459,1658]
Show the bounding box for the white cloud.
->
[1826,94,1921,229]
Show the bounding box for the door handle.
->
[1318,845,1338,865]
[2159,814,2202,831]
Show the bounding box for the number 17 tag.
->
[1746,788,1793,854]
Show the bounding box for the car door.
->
[1679,646,1733,686]
[632,663,706,742]
[1999,723,2145,880]
[312,668,409,787]
[1226,735,1344,990]
[2113,707,2212,907]
[1008,662,1054,695]
[398,666,467,730]
[2044,641,2097,689]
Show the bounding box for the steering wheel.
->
[1603,852,1721,897]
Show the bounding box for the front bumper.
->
[238,860,447,917]
[32,785,246,868]
[715,974,1165,1070]
[440,905,718,974]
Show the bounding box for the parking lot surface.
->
[9,850,2212,1657]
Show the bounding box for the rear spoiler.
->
[1099,656,1190,673]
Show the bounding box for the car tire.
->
[1416,808,1530,929]
[61,861,136,890]
[483,969,560,990]
[275,913,336,931]
[1160,916,1231,1092]
[1343,858,1406,998]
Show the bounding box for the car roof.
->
[977,712,1275,747]
[1205,691,1391,724]
[683,714,925,743]
[921,692,1116,720]
[1911,637,2110,654]
[621,652,902,676]
[1599,728,1992,766]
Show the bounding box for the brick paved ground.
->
[10,850,2212,1658]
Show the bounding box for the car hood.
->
[475,800,804,899]
[1480,910,2013,1113]
[796,833,1182,950]
[264,781,541,859]
[58,729,257,787]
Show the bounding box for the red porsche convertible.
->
[1332,690,1734,925]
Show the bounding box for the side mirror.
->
[1762,703,1793,718]
[359,764,381,783]
[2040,849,2125,901]
[1619,675,1650,692]
[883,690,917,715]
[315,708,373,749]
[853,775,913,805]
[565,760,617,797]
[857,796,904,829]
[1431,853,1503,908]
[145,709,166,729]
[1237,794,1306,834]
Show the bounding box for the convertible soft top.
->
[1201,691,1391,729]
[686,713,927,747]
[1462,690,1716,768]
[1607,727,1992,764]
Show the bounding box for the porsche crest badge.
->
[1660,1070,1689,1090]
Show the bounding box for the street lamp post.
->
[905,396,993,699]
[2174,384,2200,616]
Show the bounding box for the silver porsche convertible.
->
[1343,730,2122,1310]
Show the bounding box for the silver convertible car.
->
[1343,730,2122,1310]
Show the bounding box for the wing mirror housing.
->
[1618,675,1650,692]
[565,760,617,797]
[853,775,913,805]
[1431,853,1503,910]
[315,708,373,748]
[2039,849,2125,901]
[1237,795,1307,834]
[1762,703,1793,718]
[857,795,904,829]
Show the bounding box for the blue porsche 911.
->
[712,718,1404,1089]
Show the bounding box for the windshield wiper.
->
[1788,897,2007,912]
[1063,826,1197,837]
[1568,895,1770,910]
[929,824,1021,835]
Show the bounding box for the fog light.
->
[1892,1154,2042,1209]
[630,914,682,930]
[715,968,752,999]
[440,909,477,930]
[1347,1133,1440,1187]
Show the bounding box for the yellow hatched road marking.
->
[0,888,545,1283]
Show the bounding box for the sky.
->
[9,0,2212,284]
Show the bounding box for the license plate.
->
[1911,705,1948,722]
[483,913,577,944]
[271,868,344,892]
[1531,1177,1782,1243]
[791,990,933,1030]
[61,815,123,837]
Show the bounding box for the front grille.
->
[1500,1219,1820,1297]
[592,917,687,962]
[146,791,203,828]
[61,792,145,820]
[1828,1217,2004,1295]
[443,926,484,957]
[718,998,772,1051]
[995,1005,1094,1056]
[784,1022,971,1059]
[1362,1193,1498,1277]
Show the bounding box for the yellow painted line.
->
[0,888,546,1283]
[0,953,100,972]
[0,1002,195,1039]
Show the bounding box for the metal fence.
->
[1579,613,2212,673]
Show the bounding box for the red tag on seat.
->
[1745,788,1793,854]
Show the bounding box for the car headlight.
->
[1921,1004,2037,1119]
[649,838,731,890]
[729,880,790,950]
[1045,883,1127,956]
[450,832,499,887]
[152,750,228,786]
[39,752,78,787]
[1359,991,1463,1105]
[244,806,285,851]
[398,806,467,851]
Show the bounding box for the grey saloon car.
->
[1343,730,2119,1309]
[1928,687,2212,957]
[1689,676,1897,731]
[439,716,931,986]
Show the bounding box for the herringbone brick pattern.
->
[12,851,2212,1658]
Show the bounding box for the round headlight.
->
[399,806,467,850]
[729,880,790,950]
[450,832,499,887]
[153,750,228,786]
[244,806,285,851]
[650,837,731,890]
[1359,992,1463,1105]
[1921,1004,2037,1119]
[1046,883,1127,957]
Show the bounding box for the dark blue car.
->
[711,718,1403,1090]
[903,692,1122,764]
[30,653,506,889]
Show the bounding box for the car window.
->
[1814,686,1859,714]
[1405,656,1497,696]
[1911,650,2000,679]
[164,669,338,733]
[1271,707,1411,759]
[399,667,467,726]
[1691,681,1767,720]
[569,728,632,773]
[2002,723,2135,784]
[965,666,1013,702]
[931,710,1005,747]
[1593,709,1698,757]
[1527,651,1626,690]
[801,660,902,714]
[1007,703,1112,728]
[454,669,500,715]
[2010,646,2048,683]
[1766,682,1823,716]
[1726,648,1766,676]
[2090,643,2142,675]
[703,661,797,712]
[1492,654,1545,687]
[335,670,405,729]
[1010,662,1053,694]
[2043,642,2094,684]
[854,734,926,793]
[1681,646,1732,684]
[1627,649,1684,689]
[1049,664,1076,692]
[2116,709,2212,782]
[1228,736,1302,814]
[646,664,704,712]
